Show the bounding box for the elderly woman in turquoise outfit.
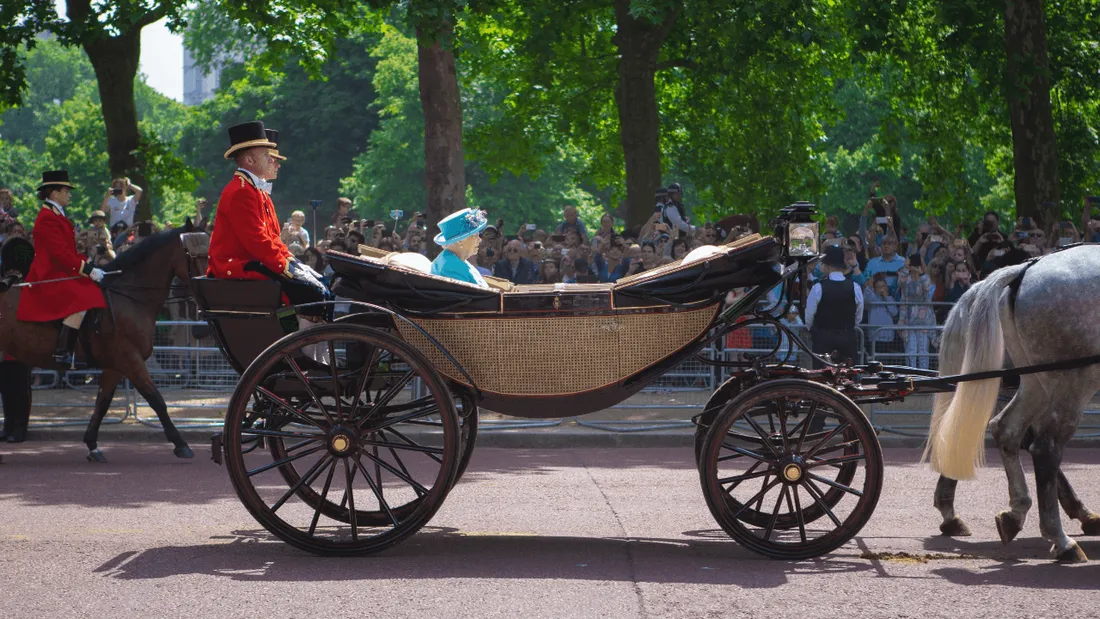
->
[431,208,490,289]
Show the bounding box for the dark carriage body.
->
[325,234,784,418]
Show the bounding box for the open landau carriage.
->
[191,204,894,561]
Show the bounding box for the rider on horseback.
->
[206,121,329,319]
[16,171,107,366]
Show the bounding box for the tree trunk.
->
[613,0,677,230]
[417,22,466,257]
[83,31,152,222]
[1003,0,1060,227]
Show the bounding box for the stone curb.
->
[15,424,1100,450]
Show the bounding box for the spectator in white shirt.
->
[101,177,143,228]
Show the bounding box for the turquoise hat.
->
[434,208,488,246]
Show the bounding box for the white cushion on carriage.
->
[382,252,432,274]
[682,244,726,265]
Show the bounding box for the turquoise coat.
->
[431,249,489,289]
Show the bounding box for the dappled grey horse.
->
[925,245,1100,562]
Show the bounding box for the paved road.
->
[2,444,1100,618]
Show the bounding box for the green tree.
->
[1,0,194,222]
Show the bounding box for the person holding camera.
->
[805,245,864,368]
[100,177,143,228]
[897,254,936,369]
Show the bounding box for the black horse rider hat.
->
[224,121,278,160]
[265,128,287,161]
[37,169,73,191]
[666,182,682,194]
[822,244,847,269]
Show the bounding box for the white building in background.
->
[182,46,221,106]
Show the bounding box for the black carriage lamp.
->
[777,201,819,258]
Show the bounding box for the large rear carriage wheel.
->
[224,324,461,556]
[699,379,882,560]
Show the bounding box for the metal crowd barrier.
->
[10,314,1100,439]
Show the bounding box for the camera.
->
[390,209,403,220]
[111,188,122,196]
[96,245,106,255]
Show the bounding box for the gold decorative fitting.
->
[552,297,561,310]
[331,435,350,453]
[783,464,802,482]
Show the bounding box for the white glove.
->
[301,263,324,281]
[89,268,105,282]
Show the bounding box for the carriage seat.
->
[190,276,293,372]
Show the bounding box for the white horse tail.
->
[925,264,1025,480]
[921,290,974,464]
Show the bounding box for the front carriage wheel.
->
[699,379,882,560]
[224,324,461,556]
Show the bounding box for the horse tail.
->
[925,264,1023,480]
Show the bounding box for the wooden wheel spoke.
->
[354,457,399,527]
[794,400,818,453]
[364,402,444,433]
[808,452,866,469]
[360,436,444,456]
[776,397,790,453]
[271,455,332,514]
[347,347,382,422]
[764,485,788,541]
[282,355,337,426]
[361,449,430,497]
[327,341,344,424]
[356,370,417,430]
[742,412,782,458]
[255,386,324,429]
[720,443,772,463]
[718,461,768,489]
[803,479,843,527]
[344,460,358,541]
[806,472,863,497]
[308,460,338,537]
[730,478,781,519]
[790,486,807,542]
[806,439,861,459]
[803,421,850,461]
[242,427,323,441]
[384,428,444,465]
[248,444,327,477]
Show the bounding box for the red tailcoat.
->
[207,171,292,280]
[16,204,106,322]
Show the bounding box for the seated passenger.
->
[430,208,490,289]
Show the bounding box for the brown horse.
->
[0,223,198,462]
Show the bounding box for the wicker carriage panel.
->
[396,304,718,396]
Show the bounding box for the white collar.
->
[237,168,272,194]
[45,199,66,217]
[827,271,847,281]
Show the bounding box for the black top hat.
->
[37,170,73,191]
[264,129,287,161]
[224,121,278,159]
[655,187,668,197]
[666,182,683,193]
[822,245,847,269]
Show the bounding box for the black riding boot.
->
[52,324,80,366]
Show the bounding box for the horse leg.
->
[1031,430,1087,561]
[1022,423,1100,536]
[82,369,122,463]
[127,367,193,459]
[934,475,971,536]
[987,385,1042,545]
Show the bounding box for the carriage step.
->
[211,432,223,466]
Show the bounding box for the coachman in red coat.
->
[17,170,107,366]
[207,121,328,316]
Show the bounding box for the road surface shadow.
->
[94,528,878,587]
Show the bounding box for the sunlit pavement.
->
[2,444,1100,618]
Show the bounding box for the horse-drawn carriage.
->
[184,204,939,560]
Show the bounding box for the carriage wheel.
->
[699,379,882,560]
[224,324,461,556]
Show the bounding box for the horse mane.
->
[104,227,185,272]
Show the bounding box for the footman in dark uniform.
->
[0,236,35,442]
[805,244,863,368]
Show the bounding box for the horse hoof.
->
[939,516,972,537]
[1053,541,1088,563]
[995,511,1022,545]
[174,446,194,459]
[86,449,107,464]
[1080,514,1100,536]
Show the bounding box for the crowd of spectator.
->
[3,175,1099,375]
